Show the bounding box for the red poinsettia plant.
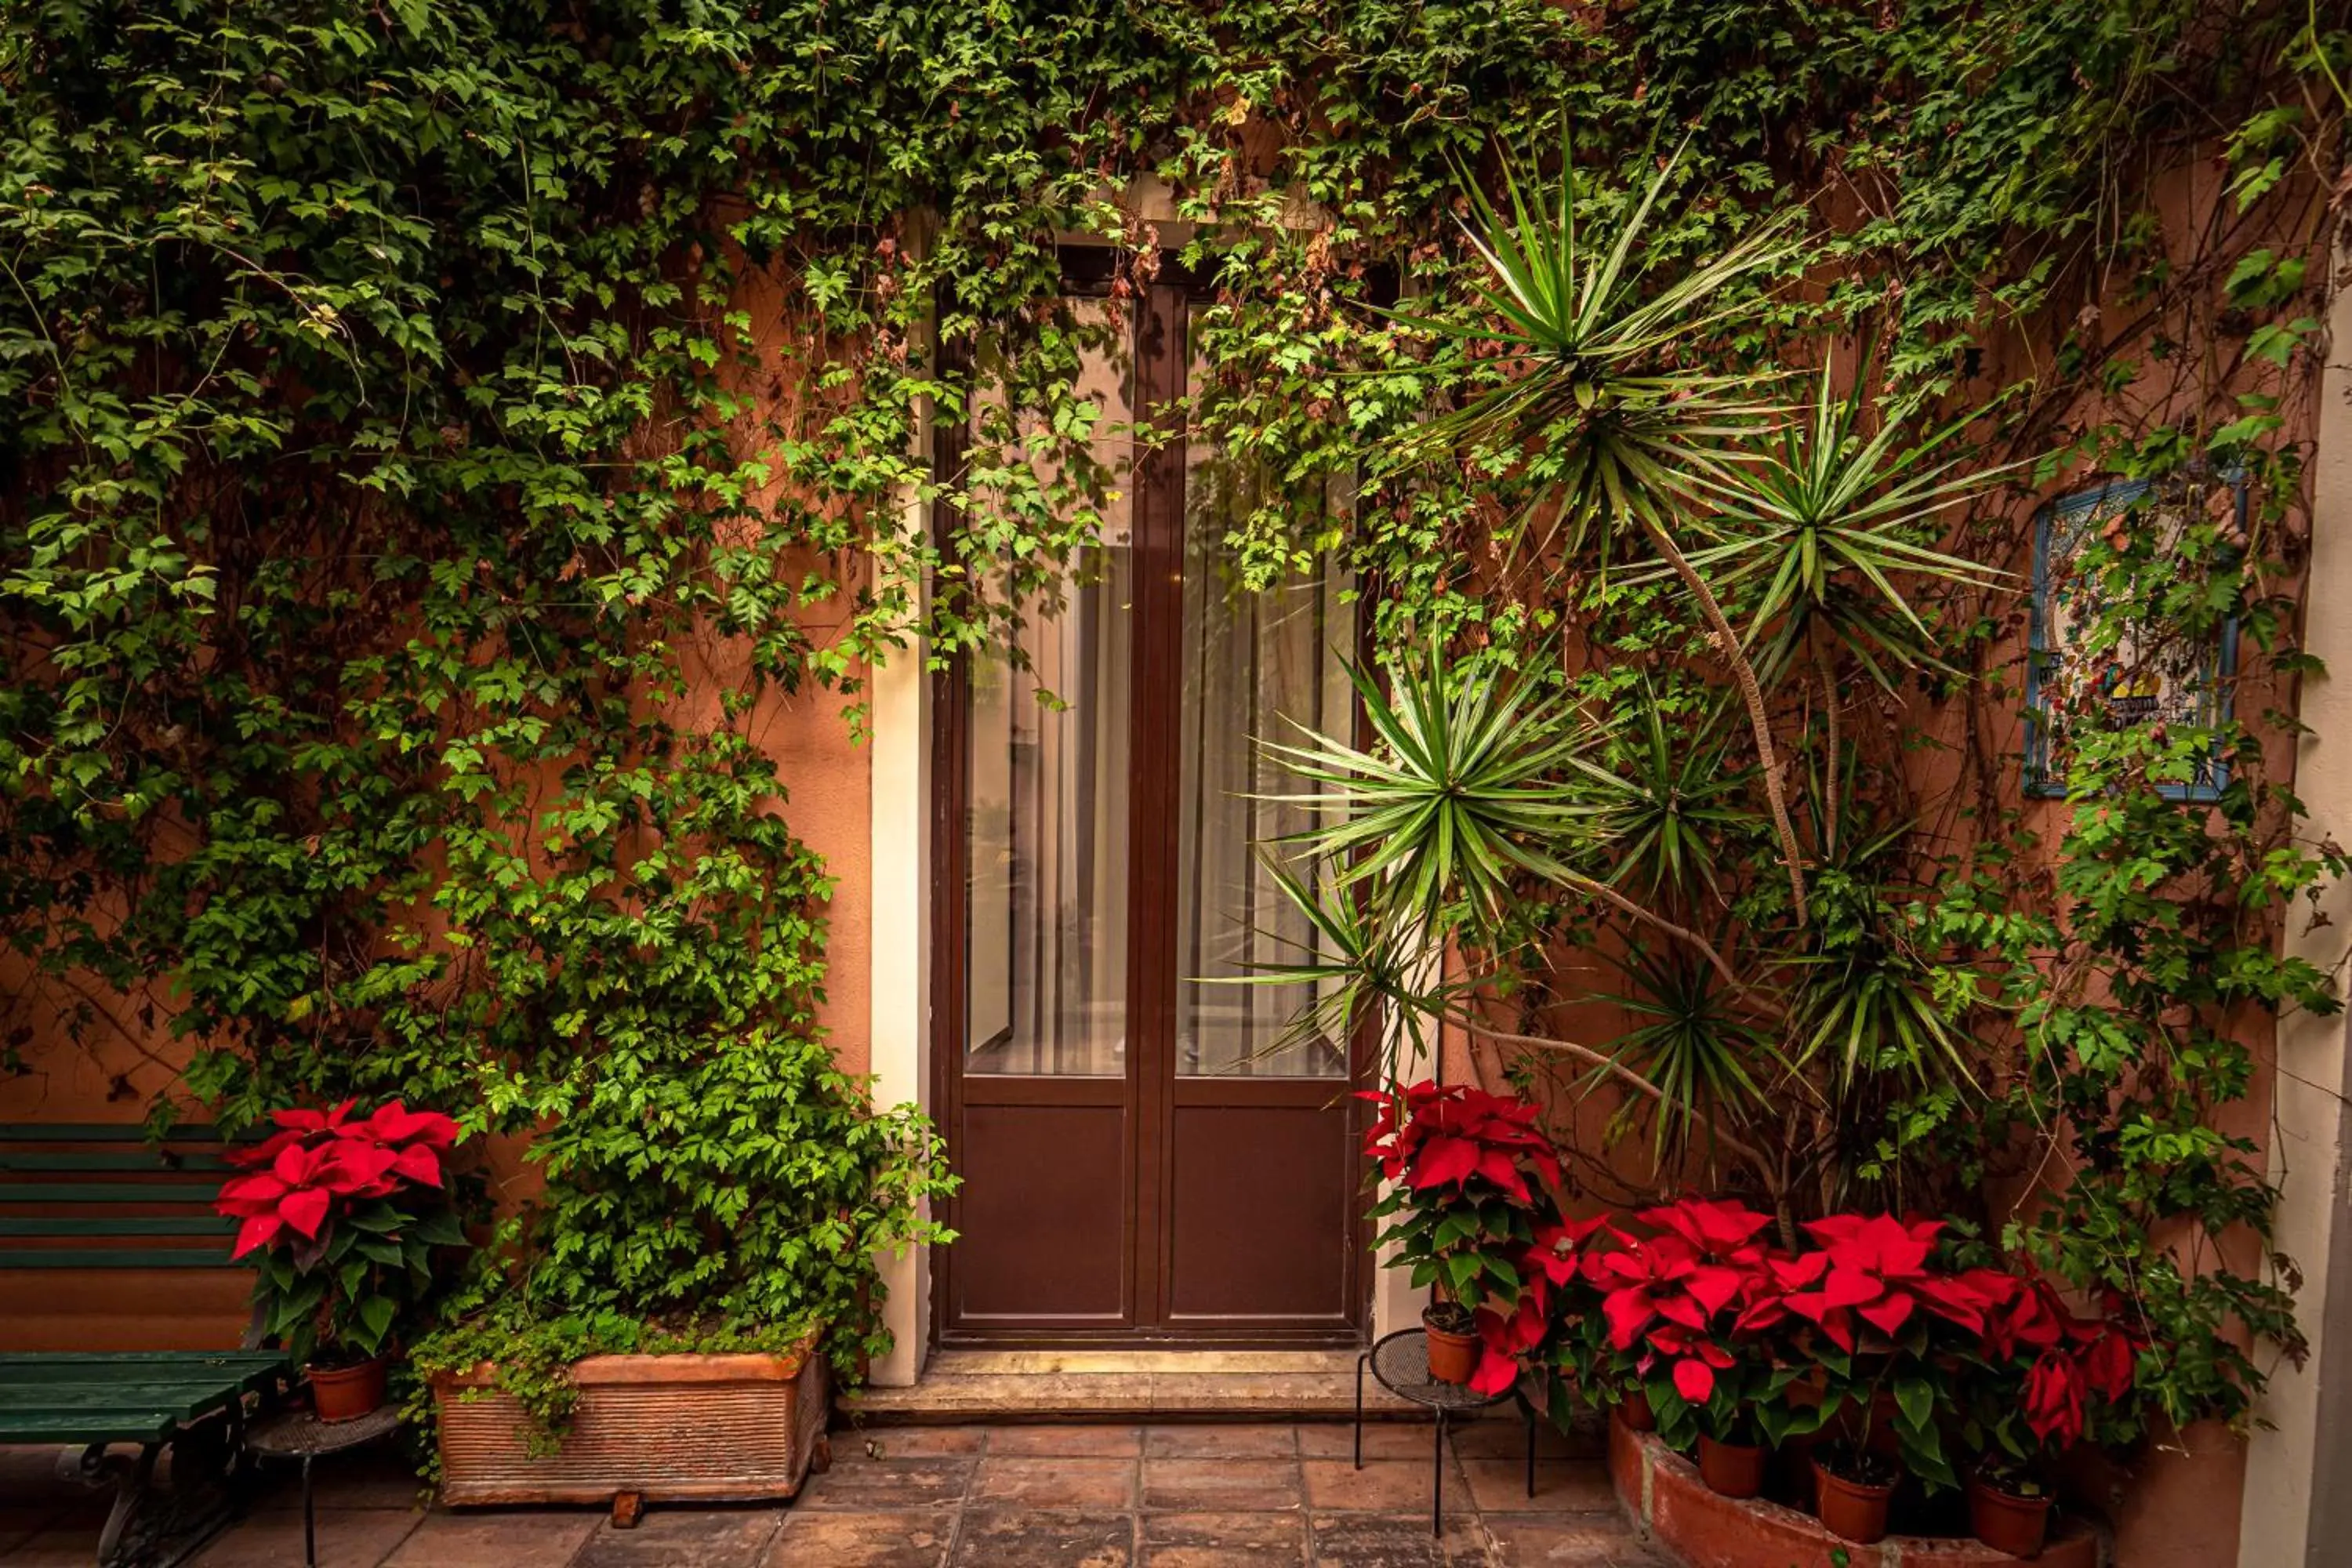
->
[215,1100,467,1367]
[1362,1080,1570,1393]
[1962,1272,2146,1494]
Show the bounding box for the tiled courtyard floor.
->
[2,1418,1670,1567]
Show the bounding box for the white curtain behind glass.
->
[1174,452,1355,1080]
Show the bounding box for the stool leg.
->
[1353,1353,1367,1470]
[301,1454,315,1568]
[1432,1410,1444,1537]
[1526,1406,1537,1498]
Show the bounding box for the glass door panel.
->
[964,301,1134,1080]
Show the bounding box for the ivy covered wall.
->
[2,0,2346,1547]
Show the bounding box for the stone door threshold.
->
[840,1348,1432,1425]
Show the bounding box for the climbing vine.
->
[2,0,2346,1432]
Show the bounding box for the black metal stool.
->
[1354,1328,1537,1535]
[242,1404,405,1568]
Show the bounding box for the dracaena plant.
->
[216,1100,468,1367]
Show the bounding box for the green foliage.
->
[0,0,2340,1462]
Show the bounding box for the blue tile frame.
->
[2023,474,2241,802]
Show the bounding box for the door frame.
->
[926,245,1374,1350]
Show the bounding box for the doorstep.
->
[840,1348,1430,1424]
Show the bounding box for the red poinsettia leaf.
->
[1470,1345,1522,1396]
[1821,1269,1883,1310]
[1653,1295,1708,1331]
[1857,1291,1915,1336]
[1408,1134,1480,1192]
[278,1185,332,1240]
[386,1142,445,1187]
[1602,1287,1656,1351]
[230,1212,285,1258]
[1671,1357,1715,1403]
[1684,1265,1745,1318]
[215,1171,288,1214]
[1773,1250,1829,1289]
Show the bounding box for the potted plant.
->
[1960,1273,2145,1557]
[412,1029,956,1506]
[1582,1198,1788,1492]
[1360,1080,1568,1389]
[215,1100,466,1420]
[1810,1439,1901,1543]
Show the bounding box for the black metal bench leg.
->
[93,1442,158,1567]
[301,1453,317,1568]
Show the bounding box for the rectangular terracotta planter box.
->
[432,1345,829,1506]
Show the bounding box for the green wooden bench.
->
[0,1122,241,1270]
[0,1124,289,1566]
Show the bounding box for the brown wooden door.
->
[934,265,1364,1345]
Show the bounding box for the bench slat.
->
[0,1181,226,1202]
[0,1151,231,1172]
[0,1247,236,1269]
[0,1380,252,1413]
[0,1351,285,1381]
[0,1407,183,1444]
[0,1216,235,1236]
[0,1123,228,1141]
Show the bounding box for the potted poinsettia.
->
[1960,1273,2143,1557]
[1360,1080,1565,1388]
[215,1100,466,1420]
[1764,1213,2013,1543]
[1587,1198,1782,1496]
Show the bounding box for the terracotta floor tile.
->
[947,1508,1133,1567]
[189,1506,420,1567]
[1301,1459,1468,1514]
[800,1457,975,1510]
[1304,1511,1467,1566]
[760,1509,956,1567]
[1139,1509,1307,1566]
[1481,1512,1660,1566]
[1448,1417,1588,1461]
[842,1428,991,1459]
[251,1450,429,1512]
[971,1456,1138,1509]
[1144,1425,1298,1459]
[571,1508,781,1566]
[379,1510,601,1567]
[986,1426,1144,1457]
[1298,1424,1439,1462]
[1142,1457,1302,1513]
[1460,1460,1614,1515]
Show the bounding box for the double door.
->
[935,263,1365,1341]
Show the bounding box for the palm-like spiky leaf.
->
[1256,642,1623,936]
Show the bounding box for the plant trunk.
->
[1640,514,1808,926]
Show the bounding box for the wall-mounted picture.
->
[2025,475,2240,801]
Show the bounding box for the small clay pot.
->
[1422,1307,1479,1385]
[1617,1390,1656,1432]
[1813,1457,1897,1544]
[1969,1476,2053,1558]
[1697,1435,1767,1499]
[309,1356,389,1423]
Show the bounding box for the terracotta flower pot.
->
[1697,1435,1766,1499]
[1969,1476,2053,1558]
[309,1356,389,1423]
[1616,1390,1656,1432]
[1813,1457,1897,1544]
[1422,1307,1479,1385]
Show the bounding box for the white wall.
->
[2238,227,2352,1567]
